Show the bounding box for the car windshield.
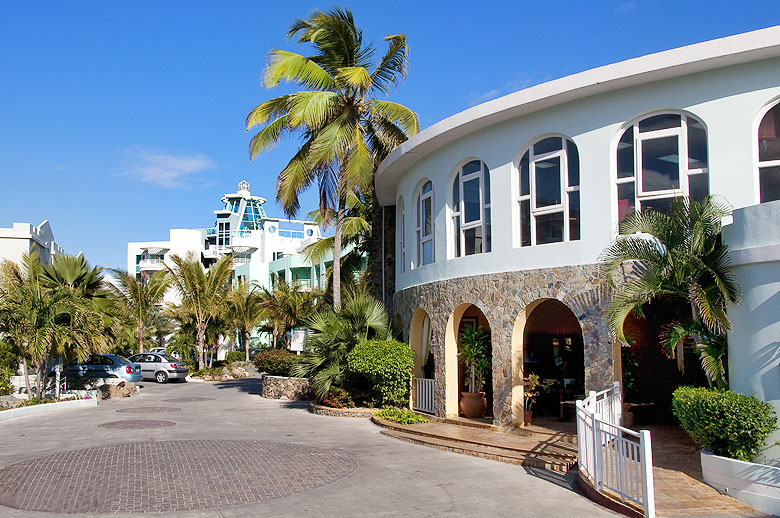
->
[160,355,178,363]
[115,355,130,364]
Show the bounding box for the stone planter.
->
[309,402,380,418]
[260,374,313,400]
[701,449,780,515]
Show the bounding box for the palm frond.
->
[263,50,335,90]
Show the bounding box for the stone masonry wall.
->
[260,375,313,400]
[394,263,614,429]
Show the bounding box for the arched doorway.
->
[409,308,434,413]
[444,303,492,419]
[511,299,583,427]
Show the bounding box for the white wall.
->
[393,57,780,292]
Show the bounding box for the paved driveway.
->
[0,378,618,517]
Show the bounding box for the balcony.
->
[138,258,165,272]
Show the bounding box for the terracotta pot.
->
[524,410,533,425]
[459,392,487,418]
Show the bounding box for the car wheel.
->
[155,371,168,384]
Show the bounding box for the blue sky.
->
[1,1,779,270]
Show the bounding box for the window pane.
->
[416,230,421,264]
[423,196,432,236]
[452,174,460,209]
[689,173,709,202]
[416,194,420,227]
[463,178,481,223]
[520,200,531,247]
[642,197,675,214]
[760,166,780,203]
[463,160,481,176]
[535,156,561,207]
[483,166,491,205]
[642,136,679,192]
[534,137,562,155]
[536,212,564,245]
[454,216,461,257]
[484,208,491,253]
[569,191,580,241]
[422,181,432,194]
[617,128,634,179]
[687,118,708,169]
[520,152,530,196]
[639,114,681,132]
[567,140,580,187]
[759,105,780,162]
[463,226,483,255]
[617,182,635,222]
[422,240,433,265]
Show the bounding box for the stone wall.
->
[394,263,614,428]
[309,403,380,418]
[260,375,313,400]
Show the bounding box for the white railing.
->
[413,378,435,414]
[576,382,655,518]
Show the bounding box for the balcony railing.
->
[138,259,164,270]
[279,230,304,239]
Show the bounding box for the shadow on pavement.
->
[212,377,263,396]
[523,466,581,493]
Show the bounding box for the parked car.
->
[128,353,188,383]
[52,354,143,383]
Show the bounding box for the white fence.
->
[576,382,655,518]
[412,378,435,414]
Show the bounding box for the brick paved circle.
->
[0,440,359,513]
[160,396,217,402]
[116,407,182,414]
[98,419,177,429]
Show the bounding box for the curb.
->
[0,398,98,422]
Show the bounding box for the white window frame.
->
[517,136,580,246]
[756,101,780,204]
[615,112,708,224]
[416,181,434,266]
[451,160,491,257]
[397,197,406,273]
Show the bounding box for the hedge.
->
[346,339,414,407]
[225,351,245,363]
[672,386,778,461]
[254,349,295,377]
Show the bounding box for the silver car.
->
[128,353,188,383]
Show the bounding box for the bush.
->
[318,387,355,408]
[225,351,245,363]
[375,407,428,425]
[0,368,12,396]
[254,349,295,376]
[672,386,778,461]
[346,339,414,407]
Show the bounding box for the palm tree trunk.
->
[21,357,32,400]
[272,328,278,349]
[196,324,206,370]
[333,193,346,311]
[244,330,251,362]
[138,322,145,354]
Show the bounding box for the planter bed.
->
[0,398,97,422]
[260,374,313,400]
[309,402,380,418]
[701,449,780,515]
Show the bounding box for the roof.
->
[375,25,780,205]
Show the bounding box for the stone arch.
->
[409,308,431,379]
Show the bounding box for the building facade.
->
[0,220,64,265]
[375,27,780,429]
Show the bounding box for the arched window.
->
[416,181,434,266]
[616,112,708,223]
[759,102,780,203]
[451,160,491,256]
[397,197,406,272]
[517,136,580,246]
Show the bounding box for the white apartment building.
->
[0,220,64,265]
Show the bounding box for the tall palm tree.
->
[599,196,742,387]
[223,280,265,362]
[165,253,233,369]
[256,276,321,349]
[110,269,170,354]
[245,6,419,310]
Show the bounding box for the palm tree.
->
[256,276,321,349]
[223,280,265,362]
[245,6,419,310]
[110,269,170,354]
[165,253,233,369]
[292,290,390,398]
[599,196,742,387]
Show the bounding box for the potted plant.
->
[523,375,556,425]
[458,324,491,418]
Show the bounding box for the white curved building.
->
[375,26,780,430]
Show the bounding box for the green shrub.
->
[672,386,778,461]
[346,339,414,407]
[318,387,355,408]
[225,351,245,363]
[254,349,295,376]
[0,368,12,396]
[375,407,428,425]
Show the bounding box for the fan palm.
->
[165,253,233,368]
[245,6,419,311]
[255,276,321,349]
[599,196,742,386]
[223,280,265,361]
[110,269,169,354]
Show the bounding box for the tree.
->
[256,276,321,349]
[599,196,742,387]
[245,6,419,310]
[165,253,232,369]
[223,280,265,362]
[110,269,170,354]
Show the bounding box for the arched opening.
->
[393,313,404,341]
[511,298,583,427]
[444,303,492,420]
[409,308,434,413]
